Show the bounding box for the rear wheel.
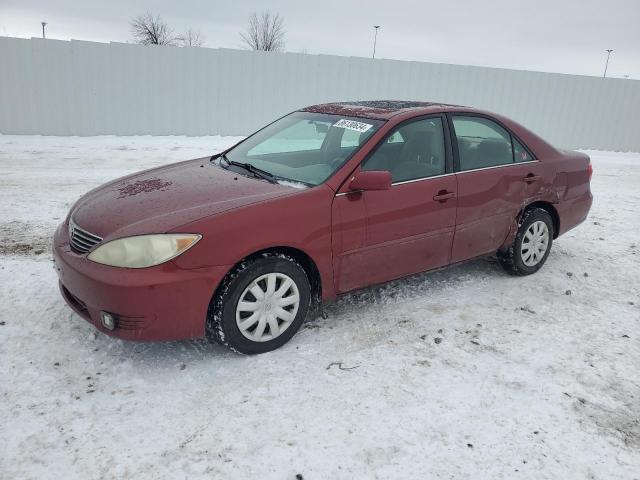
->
[206,253,311,354]
[499,208,554,276]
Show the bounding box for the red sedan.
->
[53,101,593,354]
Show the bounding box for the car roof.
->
[300,100,560,160]
[300,100,467,120]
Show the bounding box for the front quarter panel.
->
[171,184,336,299]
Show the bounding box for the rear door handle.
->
[433,191,456,202]
[523,174,541,183]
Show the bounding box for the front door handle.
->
[433,191,456,202]
[523,174,541,183]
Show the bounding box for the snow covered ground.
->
[1,135,639,479]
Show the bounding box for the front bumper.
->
[53,223,231,341]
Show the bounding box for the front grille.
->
[69,220,102,254]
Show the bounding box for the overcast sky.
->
[2,0,639,78]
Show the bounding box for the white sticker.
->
[333,119,373,133]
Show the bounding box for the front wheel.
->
[499,208,554,276]
[206,253,311,354]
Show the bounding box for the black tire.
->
[206,253,311,354]
[499,208,554,276]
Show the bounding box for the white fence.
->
[1,36,639,151]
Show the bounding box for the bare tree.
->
[130,12,177,46]
[240,11,285,52]
[177,28,205,47]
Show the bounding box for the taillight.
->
[587,163,593,181]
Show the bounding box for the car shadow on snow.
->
[327,255,505,315]
[78,255,507,367]
[87,332,234,367]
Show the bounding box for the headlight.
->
[87,234,201,268]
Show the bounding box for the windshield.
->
[223,112,384,186]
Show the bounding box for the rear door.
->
[448,114,543,262]
[332,115,458,293]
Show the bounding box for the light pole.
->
[41,22,47,39]
[372,25,380,59]
[603,49,613,78]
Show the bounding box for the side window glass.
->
[514,138,533,162]
[362,117,446,183]
[387,131,404,144]
[452,116,514,171]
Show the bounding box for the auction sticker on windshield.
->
[333,119,373,133]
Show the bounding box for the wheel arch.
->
[213,245,323,309]
[521,201,560,239]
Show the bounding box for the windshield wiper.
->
[219,153,277,183]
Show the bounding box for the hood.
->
[70,158,295,239]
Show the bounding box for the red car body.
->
[53,101,592,341]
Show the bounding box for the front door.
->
[332,115,458,293]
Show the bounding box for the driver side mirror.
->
[349,170,392,191]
